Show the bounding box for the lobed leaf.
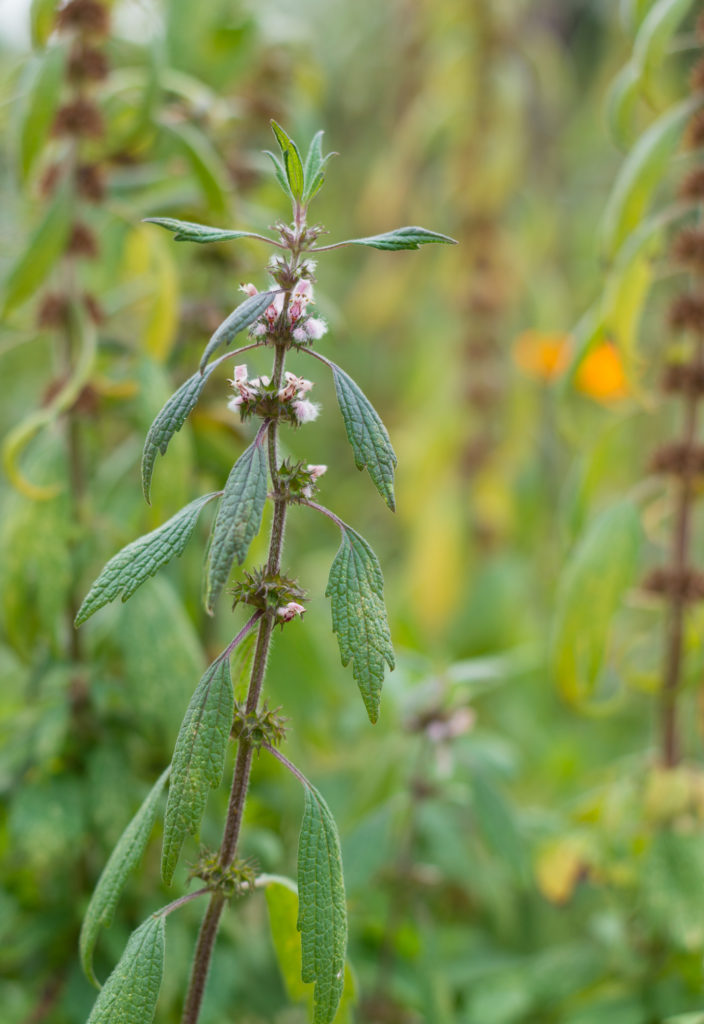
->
[143,217,275,245]
[298,784,348,1024]
[325,225,457,251]
[80,769,169,988]
[329,362,397,510]
[205,434,269,612]
[141,364,216,504]
[2,181,72,315]
[199,290,276,371]
[270,120,305,200]
[161,658,234,885]
[18,45,66,182]
[326,522,394,723]
[75,493,218,625]
[86,915,165,1024]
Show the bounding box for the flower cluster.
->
[228,365,320,425]
[229,568,306,619]
[243,278,327,347]
[277,458,327,501]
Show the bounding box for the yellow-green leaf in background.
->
[29,0,57,48]
[550,501,642,706]
[633,0,695,103]
[2,181,73,315]
[17,45,66,182]
[123,224,179,363]
[164,121,230,215]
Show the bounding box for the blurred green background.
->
[3,0,704,1021]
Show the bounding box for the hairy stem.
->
[180,334,290,1024]
[660,334,703,767]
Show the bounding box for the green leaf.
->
[327,225,457,251]
[205,434,269,612]
[75,493,217,625]
[164,121,230,214]
[17,46,66,182]
[263,150,293,199]
[2,182,72,315]
[633,0,694,99]
[199,290,276,371]
[303,131,335,203]
[141,365,216,504]
[80,769,170,988]
[602,95,701,258]
[143,217,275,245]
[550,501,642,706]
[86,915,165,1024]
[270,120,305,201]
[298,784,347,1024]
[29,0,57,48]
[326,522,394,723]
[644,829,704,950]
[161,657,234,885]
[329,361,397,510]
[606,63,641,149]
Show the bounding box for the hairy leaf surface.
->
[80,769,169,987]
[199,290,276,370]
[143,217,275,245]
[161,658,233,885]
[326,523,394,723]
[75,493,217,625]
[141,365,216,503]
[205,435,268,612]
[298,785,347,1024]
[327,226,457,251]
[86,916,165,1024]
[329,362,397,510]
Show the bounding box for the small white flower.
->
[292,279,313,305]
[296,377,314,395]
[233,364,248,384]
[307,464,327,480]
[304,317,327,340]
[293,399,320,424]
[292,327,308,343]
[227,395,243,412]
[251,323,267,337]
[276,601,305,622]
[239,282,258,297]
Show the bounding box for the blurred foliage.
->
[3,0,704,1022]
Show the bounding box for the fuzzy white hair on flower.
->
[276,601,305,622]
[239,283,258,297]
[293,399,320,424]
[307,464,327,480]
[292,327,308,343]
[304,317,327,340]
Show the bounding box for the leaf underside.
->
[143,217,272,245]
[86,916,165,1024]
[142,364,216,503]
[161,658,234,885]
[75,493,217,625]
[332,225,457,251]
[205,435,269,612]
[298,784,348,1024]
[330,362,397,510]
[326,522,394,723]
[199,290,277,371]
[80,768,170,987]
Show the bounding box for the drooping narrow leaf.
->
[75,493,218,625]
[606,62,641,149]
[164,121,230,214]
[298,784,347,1024]
[322,226,457,251]
[143,217,277,245]
[328,361,397,510]
[270,120,304,200]
[161,658,234,885]
[326,522,394,723]
[18,45,66,181]
[633,0,694,99]
[2,182,73,315]
[80,769,170,987]
[30,0,58,48]
[86,916,165,1024]
[199,290,276,371]
[205,434,269,612]
[141,364,216,503]
[602,95,702,258]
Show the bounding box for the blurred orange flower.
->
[513,330,570,380]
[512,330,629,403]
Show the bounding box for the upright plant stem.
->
[660,335,703,767]
[180,337,289,1024]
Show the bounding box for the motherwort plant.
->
[75,123,455,1024]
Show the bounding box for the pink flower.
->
[251,323,267,337]
[227,395,243,412]
[293,399,320,424]
[305,317,327,340]
[292,327,308,343]
[276,601,305,622]
[239,283,258,297]
[307,464,327,480]
[292,279,313,305]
